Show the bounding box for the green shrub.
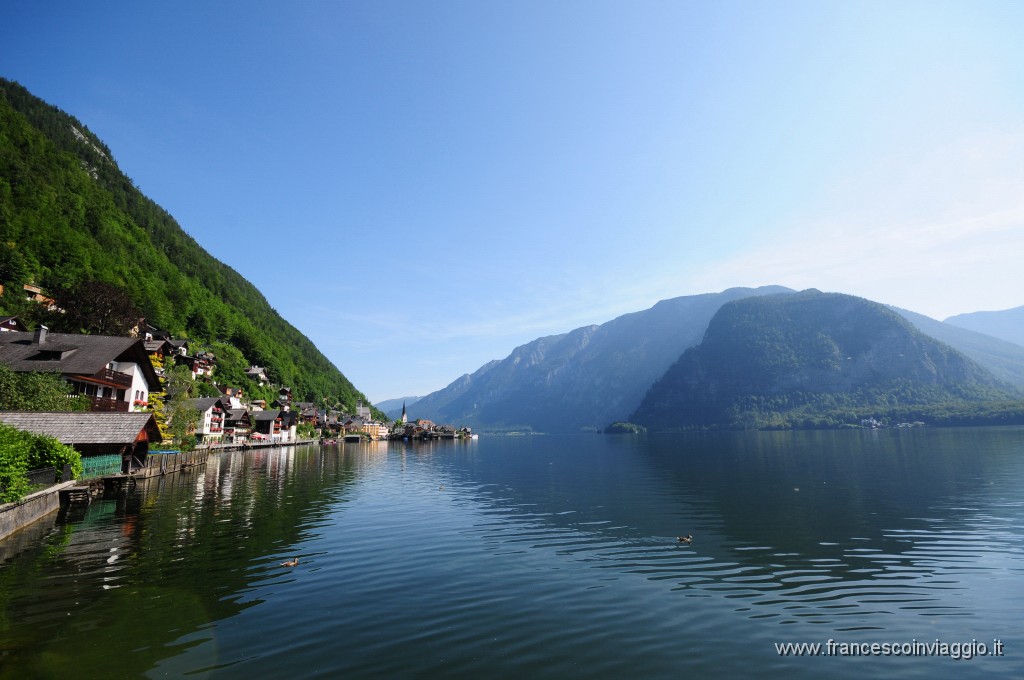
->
[0,424,81,503]
[0,426,31,503]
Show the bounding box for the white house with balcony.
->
[0,327,161,412]
[185,396,230,442]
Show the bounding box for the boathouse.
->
[0,411,162,474]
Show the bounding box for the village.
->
[0,290,474,486]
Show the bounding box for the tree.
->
[0,423,81,503]
[0,365,89,411]
[0,242,28,287]
[48,279,141,336]
[155,365,200,450]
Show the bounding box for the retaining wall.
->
[0,481,76,541]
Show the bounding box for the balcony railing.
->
[88,395,130,412]
[75,367,133,390]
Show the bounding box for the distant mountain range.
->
[402,287,1024,432]
[944,305,1024,348]
[375,396,421,414]
[893,307,1024,388]
[633,290,1019,430]
[396,286,793,431]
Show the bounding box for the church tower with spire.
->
[401,401,408,424]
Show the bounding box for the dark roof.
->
[252,409,282,422]
[143,323,172,340]
[0,331,160,389]
[0,411,162,444]
[143,339,174,353]
[0,317,28,332]
[225,408,251,425]
[185,397,227,412]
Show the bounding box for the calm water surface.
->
[2,428,1023,678]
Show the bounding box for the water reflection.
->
[0,445,363,679]
[448,430,1024,632]
[1,431,1022,679]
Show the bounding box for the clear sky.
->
[4,1,1024,403]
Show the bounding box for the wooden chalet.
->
[0,328,161,412]
[252,409,283,441]
[224,408,252,442]
[174,352,214,378]
[0,411,162,473]
[22,284,57,309]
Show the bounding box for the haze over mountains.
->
[634,290,1017,430]
[945,306,1024,349]
[397,287,1024,432]
[390,286,792,431]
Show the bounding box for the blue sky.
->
[4,1,1024,402]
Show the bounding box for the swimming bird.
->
[677,534,693,544]
[281,557,300,567]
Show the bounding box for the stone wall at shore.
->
[0,481,76,542]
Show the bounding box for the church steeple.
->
[401,401,408,424]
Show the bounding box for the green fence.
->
[81,454,122,479]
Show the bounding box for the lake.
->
[1,428,1023,678]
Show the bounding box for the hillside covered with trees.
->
[0,78,367,408]
[632,290,1024,430]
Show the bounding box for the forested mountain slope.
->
[633,290,1021,430]
[0,78,366,407]
[405,286,792,431]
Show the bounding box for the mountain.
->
[944,305,1024,349]
[377,396,421,416]
[893,307,1024,388]
[0,78,368,408]
[632,290,1021,430]
[406,286,793,432]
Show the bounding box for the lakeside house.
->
[0,327,161,412]
[0,321,396,449]
[0,411,162,473]
[251,409,298,444]
[185,396,230,444]
[224,408,252,443]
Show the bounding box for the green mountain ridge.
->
[0,78,367,408]
[404,286,793,431]
[632,290,1022,430]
